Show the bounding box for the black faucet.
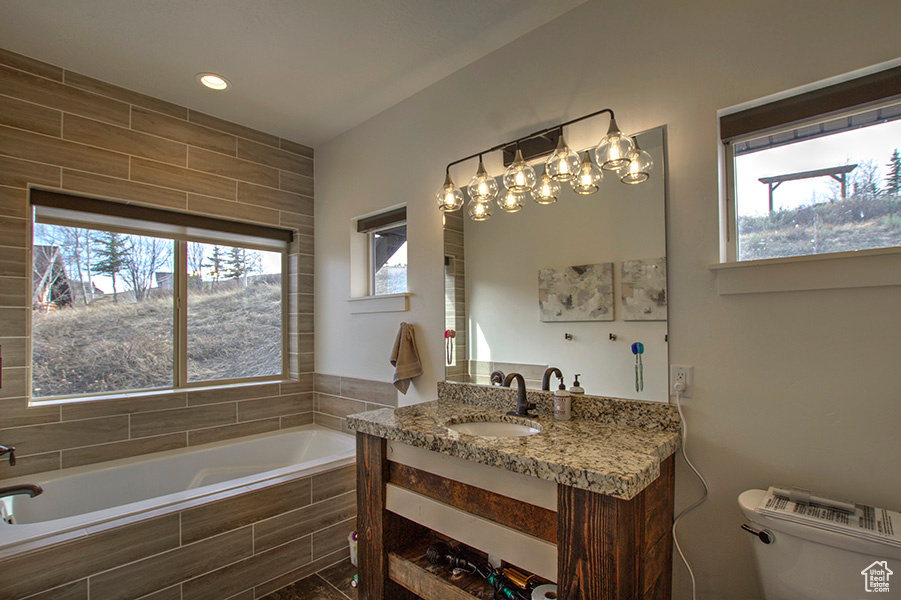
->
[0,445,15,466]
[541,367,563,391]
[0,483,42,499]
[503,373,536,417]
[489,370,506,386]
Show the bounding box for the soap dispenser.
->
[569,374,585,395]
[554,380,571,421]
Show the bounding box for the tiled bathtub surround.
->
[0,46,315,479]
[437,380,681,431]
[314,373,397,433]
[0,462,356,600]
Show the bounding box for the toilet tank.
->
[739,489,901,600]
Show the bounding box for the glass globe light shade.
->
[620,142,653,185]
[594,117,635,171]
[436,172,464,212]
[468,199,493,221]
[545,133,581,182]
[497,189,525,213]
[467,157,498,202]
[532,171,560,204]
[571,152,603,195]
[503,148,536,192]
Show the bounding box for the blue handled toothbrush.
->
[631,342,644,392]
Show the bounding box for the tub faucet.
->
[0,484,42,499]
[541,367,563,391]
[489,370,506,386]
[0,445,14,466]
[503,373,536,417]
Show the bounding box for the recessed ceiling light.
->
[195,73,230,91]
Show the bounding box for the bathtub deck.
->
[263,558,357,600]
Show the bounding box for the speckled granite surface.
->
[346,393,681,500]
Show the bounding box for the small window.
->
[30,190,291,400]
[356,207,407,296]
[722,65,901,261]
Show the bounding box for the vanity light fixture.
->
[195,72,231,91]
[467,156,499,203]
[532,171,561,204]
[437,108,651,221]
[620,137,654,185]
[572,152,603,195]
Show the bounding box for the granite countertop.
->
[346,398,681,500]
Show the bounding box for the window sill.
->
[346,293,411,314]
[710,247,901,294]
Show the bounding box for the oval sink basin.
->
[447,420,541,437]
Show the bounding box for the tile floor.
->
[261,558,357,600]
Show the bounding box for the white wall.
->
[315,1,901,597]
[464,127,667,400]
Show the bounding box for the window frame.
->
[367,220,408,296]
[720,63,901,263]
[28,193,291,403]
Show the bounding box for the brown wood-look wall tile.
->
[0,275,28,306]
[279,211,313,236]
[62,432,186,469]
[0,336,25,366]
[296,313,313,334]
[311,517,356,560]
[251,548,348,598]
[237,182,311,214]
[279,138,314,159]
[311,463,356,503]
[0,514,179,600]
[63,114,187,166]
[24,578,88,600]
[186,193,279,226]
[88,526,253,600]
[187,418,280,446]
[237,139,312,176]
[314,412,342,432]
[131,107,236,156]
[130,403,236,438]
[296,233,313,255]
[181,535,312,600]
[0,64,129,126]
[317,394,366,420]
[181,476,311,544]
[187,110,280,147]
[0,307,26,336]
[0,155,61,189]
[295,294,314,315]
[131,158,235,200]
[0,186,27,219]
[0,126,129,178]
[237,393,313,422]
[0,396,59,428]
[278,171,314,197]
[0,48,63,81]
[0,216,27,247]
[253,489,355,553]
[0,247,26,277]
[0,366,26,399]
[187,382,281,407]
[62,170,188,210]
[135,586,181,600]
[280,412,313,428]
[63,71,187,120]
[0,450,59,480]
[0,94,61,136]
[298,254,314,275]
[297,353,314,374]
[187,147,278,188]
[0,415,128,455]
[61,391,187,421]
[340,377,397,407]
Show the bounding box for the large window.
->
[722,65,901,261]
[30,191,290,400]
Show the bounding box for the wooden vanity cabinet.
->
[356,432,675,600]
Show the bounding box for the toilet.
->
[739,489,901,599]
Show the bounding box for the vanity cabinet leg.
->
[557,455,674,600]
[356,432,423,600]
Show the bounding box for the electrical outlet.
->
[671,365,693,398]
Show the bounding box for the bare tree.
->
[187,242,206,292]
[124,236,172,301]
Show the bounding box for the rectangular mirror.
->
[444,126,668,400]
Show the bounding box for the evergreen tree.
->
[92,231,130,303]
[225,246,247,286]
[203,245,226,290]
[886,149,901,197]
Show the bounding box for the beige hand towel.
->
[390,322,422,394]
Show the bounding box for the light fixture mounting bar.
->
[444,108,615,175]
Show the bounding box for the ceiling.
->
[0,0,588,147]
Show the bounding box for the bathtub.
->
[0,424,356,552]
